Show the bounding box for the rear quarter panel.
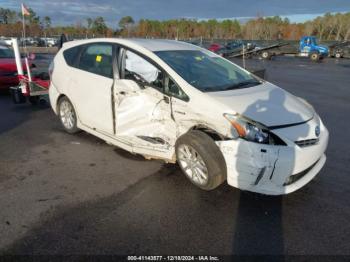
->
[49,49,74,110]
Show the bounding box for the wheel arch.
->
[172,124,227,161]
[189,124,226,141]
[56,94,67,113]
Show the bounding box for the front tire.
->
[175,130,226,190]
[310,52,320,61]
[261,51,271,60]
[58,96,80,134]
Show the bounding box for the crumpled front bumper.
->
[216,121,329,195]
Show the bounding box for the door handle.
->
[119,91,126,95]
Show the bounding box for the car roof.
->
[64,38,201,52]
[126,39,200,51]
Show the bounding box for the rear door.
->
[68,43,115,135]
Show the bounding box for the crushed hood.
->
[207,82,314,127]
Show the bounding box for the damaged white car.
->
[49,38,329,195]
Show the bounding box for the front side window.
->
[155,50,261,92]
[78,43,113,78]
[123,50,163,90]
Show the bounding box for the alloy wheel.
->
[177,144,209,186]
[60,100,75,130]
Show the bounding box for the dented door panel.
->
[114,80,176,153]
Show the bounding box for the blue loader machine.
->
[299,36,329,61]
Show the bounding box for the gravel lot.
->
[0,56,350,256]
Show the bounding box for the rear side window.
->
[78,43,113,78]
[63,46,80,67]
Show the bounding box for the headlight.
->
[223,113,270,144]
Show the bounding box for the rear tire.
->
[335,52,342,59]
[175,130,226,191]
[58,96,80,134]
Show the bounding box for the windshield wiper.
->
[200,80,261,92]
[223,80,261,91]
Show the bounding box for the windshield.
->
[155,50,260,92]
[0,47,15,59]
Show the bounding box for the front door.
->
[113,48,176,153]
[68,43,115,135]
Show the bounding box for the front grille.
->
[283,158,320,186]
[295,138,319,147]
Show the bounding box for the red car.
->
[208,43,223,53]
[0,45,29,91]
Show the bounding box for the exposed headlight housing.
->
[223,113,270,144]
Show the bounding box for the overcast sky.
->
[1,0,349,27]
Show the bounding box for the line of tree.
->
[128,13,350,41]
[0,6,349,41]
[0,7,113,38]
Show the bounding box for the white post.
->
[12,38,24,76]
[25,58,32,82]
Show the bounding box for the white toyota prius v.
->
[49,38,329,195]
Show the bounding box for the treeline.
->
[130,13,350,41]
[0,6,349,41]
[0,7,114,37]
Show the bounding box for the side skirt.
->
[77,122,176,163]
